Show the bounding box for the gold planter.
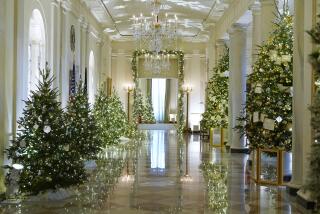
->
[252,148,286,185]
[209,128,226,147]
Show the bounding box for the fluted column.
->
[79,16,88,80]
[60,0,71,108]
[250,1,261,63]
[260,0,277,43]
[287,0,313,202]
[228,23,249,153]
[51,0,61,90]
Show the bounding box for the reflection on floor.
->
[0,129,309,213]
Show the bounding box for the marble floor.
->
[0,129,309,213]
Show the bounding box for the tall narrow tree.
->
[6,65,86,195]
[65,81,102,160]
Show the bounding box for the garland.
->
[131,50,185,133]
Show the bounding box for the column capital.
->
[51,0,61,7]
[260,0,275,6]
[216,38,228,47]
[228,23,248,35]
[61,0,71,12]
[250,1,261,15]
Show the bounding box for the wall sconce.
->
[124,84,135,121]
[182,84,193,93]
[182,84,192,132]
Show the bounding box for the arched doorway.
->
[88,51,95,104]
[28,9,46,94]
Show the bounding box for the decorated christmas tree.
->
[132,88,144,123]
[142,95,156,124]
[236,12,293,151]
[201,48,229,132]
[93,89,127,146]
[65,81,102,160]
[305,16,320,203]
[5,65,86,195]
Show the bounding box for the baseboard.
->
[296,189,316,210]
[230,148,250,154]
[286,183,300,196]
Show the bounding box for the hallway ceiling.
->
[83,0,233,42]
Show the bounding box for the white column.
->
[260,0,277,43]
[228,23,248,153]
[50,0,61,90]
[250,1,261,63]
[287,0,313,199]
[79,16,87,80]
[60,1,71,108]
[0,0,17,193]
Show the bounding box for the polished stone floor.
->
[0,129,309,213]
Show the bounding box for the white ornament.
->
[276,116,283,123]
[43,126,51,134]
[270,50,278,61]
[63,145,69,151]
[12,164,24,170]
[255,83,262,94]
[275,56,282,65]
[20,140,26,148]
[33,124,39,130]
[263,118,275,131]
[281,55,292,63]
[253,112,259,123]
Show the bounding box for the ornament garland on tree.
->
[201,48,229,132]
[236,12,293,151]
[5,65,86,195]
[93,89,127,146]
[65,81,102,160]
[305,16,320,204]
[142,95,156,124]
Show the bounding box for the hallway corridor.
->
[1,130,306,213]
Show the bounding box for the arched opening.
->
[28,9,46,94]
[88,51,95,104]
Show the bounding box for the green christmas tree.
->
[142,95,156,124]
[236,12,293,151]
[5,65,86,195]
[132,88,144,123]
[305,16,320,204]
[201,48,229,132]
[65,81,102,160]
[93,89,127,146]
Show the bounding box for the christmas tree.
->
[236,12,293,151]
[201,48,229,132]
[142,95,156,124]
[5,65,86,195]
[132,88,144,123]
[65,81,102,160]
[305,16,320,203]
[93,89,127,146]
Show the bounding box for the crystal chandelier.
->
[143,52,171,73]
[132,0,178,73]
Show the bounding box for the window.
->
[28,9,45,95]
